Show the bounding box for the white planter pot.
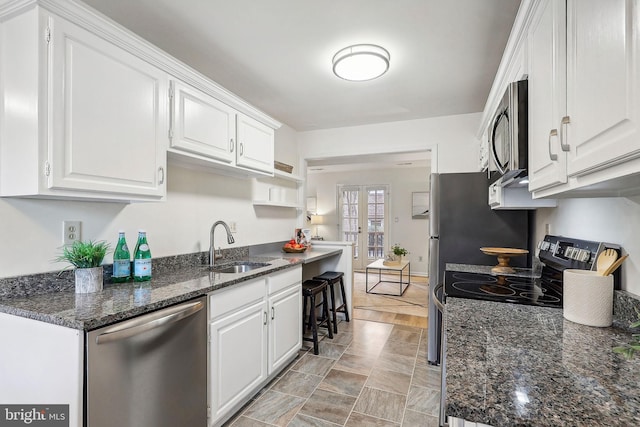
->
[75,267,104,293]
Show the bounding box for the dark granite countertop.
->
[445,298,640,426]
[0,257,306,331]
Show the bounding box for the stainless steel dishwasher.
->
[86,296,207,427]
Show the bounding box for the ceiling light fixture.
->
[332,44,390,81]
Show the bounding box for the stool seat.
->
[301,279,332,355]
[313,271,349,334]
[314,271,344,281]
[302,279,329,295]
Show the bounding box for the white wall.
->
[297,113,482,174]
[535,196,640,295]
[307,166,430,275]
[0,126,300,279]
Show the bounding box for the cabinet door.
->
[236,114,274,174]
[170,80,236,163]
[268,284,302,375]
[209,300,267,423]
[48,15,167,198]
[527,0,568,192]
[565,0,640,176]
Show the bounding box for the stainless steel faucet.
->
[209,221,235,267]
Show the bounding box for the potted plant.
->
[391,244,409,261]
[613,309,640,359]
[55,240,110,293]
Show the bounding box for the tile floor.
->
[225,319,442,427]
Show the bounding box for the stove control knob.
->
[580,250,591,262]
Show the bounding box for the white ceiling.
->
[81,0,521,133]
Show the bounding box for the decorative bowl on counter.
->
[480,247,529,274]
[283,245,307,253]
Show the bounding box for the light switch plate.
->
[63,220,82,245]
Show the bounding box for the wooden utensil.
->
[602,254,629,276]
[596,249,618,275]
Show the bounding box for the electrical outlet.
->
[229,222,237,233]
[63,221,81,245]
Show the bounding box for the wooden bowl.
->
[480,247,529,274]
[283,246,307,253]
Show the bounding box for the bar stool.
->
[313,271,349,334]
[302,279,333,355]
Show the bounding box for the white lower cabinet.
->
[208,266,302,426]
[0,313,84,427]
[267,269,303,375]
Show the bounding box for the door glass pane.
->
[341,189,359,259]
[367,188,385,259]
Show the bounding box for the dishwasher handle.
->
[95,299,205,345]
[432,282,444,313]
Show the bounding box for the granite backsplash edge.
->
[0,246,251,299]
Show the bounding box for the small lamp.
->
[310,215,324,240]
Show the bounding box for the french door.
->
[338,185,389,270]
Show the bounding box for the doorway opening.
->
[338,184,389,270]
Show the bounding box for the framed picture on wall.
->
[412,191,429,219]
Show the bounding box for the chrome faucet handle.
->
[215,247,223,260]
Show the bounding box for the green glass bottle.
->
[133,230,152,282]
[112,230,131,283]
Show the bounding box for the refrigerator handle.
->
[432,283,444,313]
[95,300,205,345]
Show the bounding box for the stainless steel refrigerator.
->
[427,172,531,365]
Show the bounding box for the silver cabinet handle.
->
[560,116,571,152]
[239,142,244,156]
[548,129,558,161]
[230,138,234,153]
[432,283,444,313]
[271,306,275,320]
[158,166,165,184]
[95,299,204,345]
[263,311,268,325]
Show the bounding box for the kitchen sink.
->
[208,262,271,274]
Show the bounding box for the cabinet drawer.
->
[268,266,302,295]
[209,278,265,320]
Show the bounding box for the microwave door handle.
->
[490,110,508,175]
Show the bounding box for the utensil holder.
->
[563,270,613,327]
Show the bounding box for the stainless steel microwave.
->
[489,79,528,182]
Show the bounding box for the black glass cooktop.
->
[444,270,563,308]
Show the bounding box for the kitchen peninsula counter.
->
[446,297,640,426]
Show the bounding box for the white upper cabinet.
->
[527,0,640,197]
[236,114,275,175]
[168,81,276,177]
[169,80,236,164]
[1,0,281,202]
[565,0,640,176]
[49,15,168,199]
[527,0,568,192]
[0,7,168,202]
